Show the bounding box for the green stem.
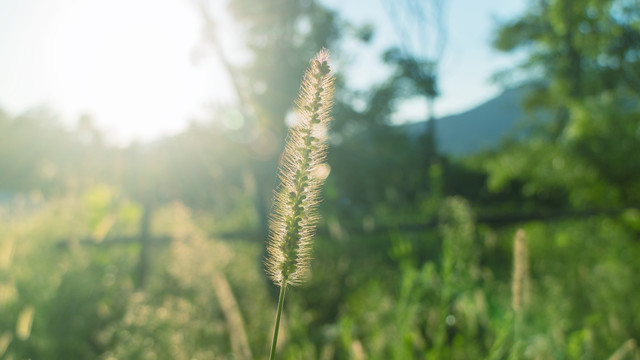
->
[269,283,287,360]
[512,311,522,359]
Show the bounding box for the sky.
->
[0,0,527,145]
[324,0,527,123]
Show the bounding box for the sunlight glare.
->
[40,0,234,144]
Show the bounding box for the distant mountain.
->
[403,87,529,156]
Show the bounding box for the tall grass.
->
[511,229,529,359]
[265,48,335,359]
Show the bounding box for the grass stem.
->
[269,283,287,360]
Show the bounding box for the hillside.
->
[403,87,528,156]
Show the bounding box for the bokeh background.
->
[1,0,639,359]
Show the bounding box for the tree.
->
[486,0,640,208]
[193,0,344,239]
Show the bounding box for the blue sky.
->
[323,0,527,122]
[0,0,527,144]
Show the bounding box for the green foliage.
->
[486,0,640,212]
[0,195,137,359]
[3,189,639,359]
[1,0,639,358]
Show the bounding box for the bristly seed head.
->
[512,229,530,313]
[266,48,335,287]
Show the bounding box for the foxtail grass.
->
[266,48,335,359]
[511,229,529,314]
[511,228,529,358]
